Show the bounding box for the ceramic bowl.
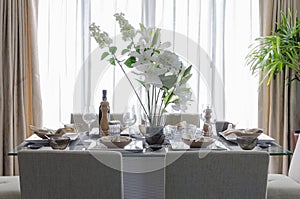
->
[49,136,71,150]
[236,136,258,150]
[182,134,215,148]
[29,125,67,139]
[29,125,56,139]
[234,128,263,138]
[100,136,131,148]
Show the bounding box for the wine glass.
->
[123,105,137,134]
[82,105,97,143]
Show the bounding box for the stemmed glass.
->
[82,105,97,143]
[123,105,137,134]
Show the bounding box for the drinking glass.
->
[164,125,177,140]
[123,105,137,134]
[82,105,97,142]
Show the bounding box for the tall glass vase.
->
[145,114,165,145]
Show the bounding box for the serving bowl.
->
[49,136,71,150]
[182,134,215,148]
[100,136,132,148]
[236,136,258,150]
[29,125,56,139]
[29,125,67,139]
[234,128,263,138]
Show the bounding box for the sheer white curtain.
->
[38,0,84,127]
[38,0,259,128]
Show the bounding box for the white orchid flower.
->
[130,48,156,67]
[172,84,192,111]
[158,42,171,50]
[135,64,167,89]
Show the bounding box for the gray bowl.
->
[236,136,258,150]
[50,137,70,150]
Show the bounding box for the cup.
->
[181,124,197,139]
[108,120,121,136]
[175,124,197,141]
[164,125,177,140]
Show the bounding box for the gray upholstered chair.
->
[0,176,20,199]
[267,139,300,199]
[110,113,123,122]
[164,113,200,127]
[70,113,124,132]
[18,150,123,199]
[164,151,269,199]
[70,113,99,132]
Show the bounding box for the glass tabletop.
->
[8,132,293,156]
[215,136,293,156]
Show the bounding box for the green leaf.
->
[109,57,116,65]
[246,10,300,85]
[136,79,146,88]
[169,98,179,104]
[151,29,160,47]
[121,49,130,55]
[139,23,145,31]
[101,52,109,60]
[127,42,133,49]
[163,91,174,105]
[180,74,192,85]
[109,46,117,54]
[124,56,136,68]
[160,75,177,89]
[183,65,192,77]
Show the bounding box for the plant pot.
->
[145,126,165,145]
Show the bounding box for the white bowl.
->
[100,136,131,148]
[182,135,215,148]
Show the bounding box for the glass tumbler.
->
[164,125,177,140]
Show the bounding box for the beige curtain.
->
[0,0,42,175]
[258,0,300,174]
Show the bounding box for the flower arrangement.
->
[89,13,192,126]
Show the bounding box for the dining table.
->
[9,128,293,199]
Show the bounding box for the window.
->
[38,0,259,128]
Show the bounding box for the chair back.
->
[164,113,200,127]
[70,113,125,132]
[18,150,123,199]
[165,151,269,199]
[289,137,300,183]
[70,113,99,132]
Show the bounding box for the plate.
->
[170,140,228,151]
[89,139,143,152]
[170,141,190,150]
[219,131,275,144]
[63,133,79,140]
[25,134,50,144]
[25,133,79,144]
[182,136,215,148]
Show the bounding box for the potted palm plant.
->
[246,11,300,85]
[246,11,300,147]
